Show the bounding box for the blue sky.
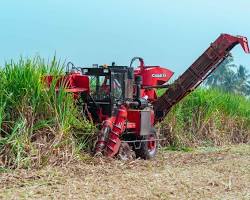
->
[0,0,249,76]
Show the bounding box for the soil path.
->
[1,145,249,200]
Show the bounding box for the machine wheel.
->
[135,128,158,160]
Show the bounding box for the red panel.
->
[43,73,90,96]
[127,109,141,134]
[127,109,155,135]
[71,74,90,93]
[135,66,174,86]
[141,89,157,101]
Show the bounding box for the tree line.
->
[205,57,250,96]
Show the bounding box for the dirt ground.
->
[0,145,249,200]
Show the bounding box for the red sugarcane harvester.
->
[44,34,249,159]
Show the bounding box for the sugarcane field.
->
[0,1,250,199]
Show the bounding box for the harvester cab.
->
[81,65,134,123]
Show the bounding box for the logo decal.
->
[152,74,167,78]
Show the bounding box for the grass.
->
[162,145,193,152]
[158,88,250,147]
[0,56,94,169]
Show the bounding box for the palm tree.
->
[206,57,236,89]
[235,65,250,95]
[205,56,250,96]
[243,81,250,96]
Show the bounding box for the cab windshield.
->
[111,72,123,100]
[89,73,124,102]
[89,75,110,101]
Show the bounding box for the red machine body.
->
[134,63,173,101]
[44,33,249,159]
[135,65,173,86]
[43,72,90,99]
